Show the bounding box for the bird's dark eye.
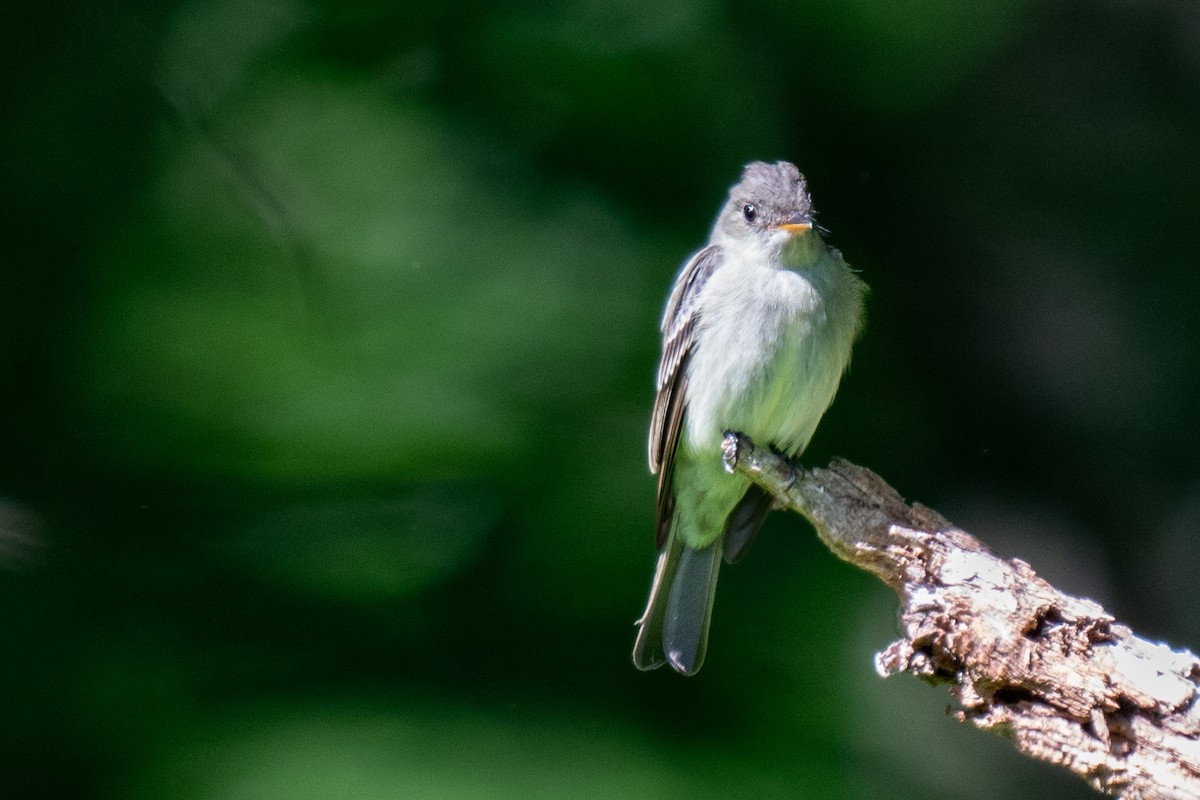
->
[742,203,757,222]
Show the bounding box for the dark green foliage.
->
[2,1,1197,797]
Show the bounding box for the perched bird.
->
[633,161,867,675]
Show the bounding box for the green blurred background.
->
[3,0,1199,797]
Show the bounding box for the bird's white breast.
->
[683,255,852,458]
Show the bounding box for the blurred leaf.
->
[761,0,1033,111]
[73,71,650,483]
[125,694,858,800]
[216,487,499,602]
[131,699,691,800]
[454,0,786,203]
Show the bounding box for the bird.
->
[632,160,867,675]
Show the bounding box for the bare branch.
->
[722,433,1200,799]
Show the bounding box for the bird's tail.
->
[632,532,723,675]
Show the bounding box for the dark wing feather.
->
[653,368,686,550]
[722,484,773,563]
[649,245,723,549]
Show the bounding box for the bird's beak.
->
[775,213,812,235]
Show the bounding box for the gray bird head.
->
[711,161,815,250]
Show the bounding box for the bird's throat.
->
[780,231,823,269]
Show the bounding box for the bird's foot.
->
[721,431,746,473]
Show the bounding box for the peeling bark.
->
[721,433,1200,799]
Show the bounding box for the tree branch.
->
[721,433,1200,799]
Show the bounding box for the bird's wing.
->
[649,244,723,549]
